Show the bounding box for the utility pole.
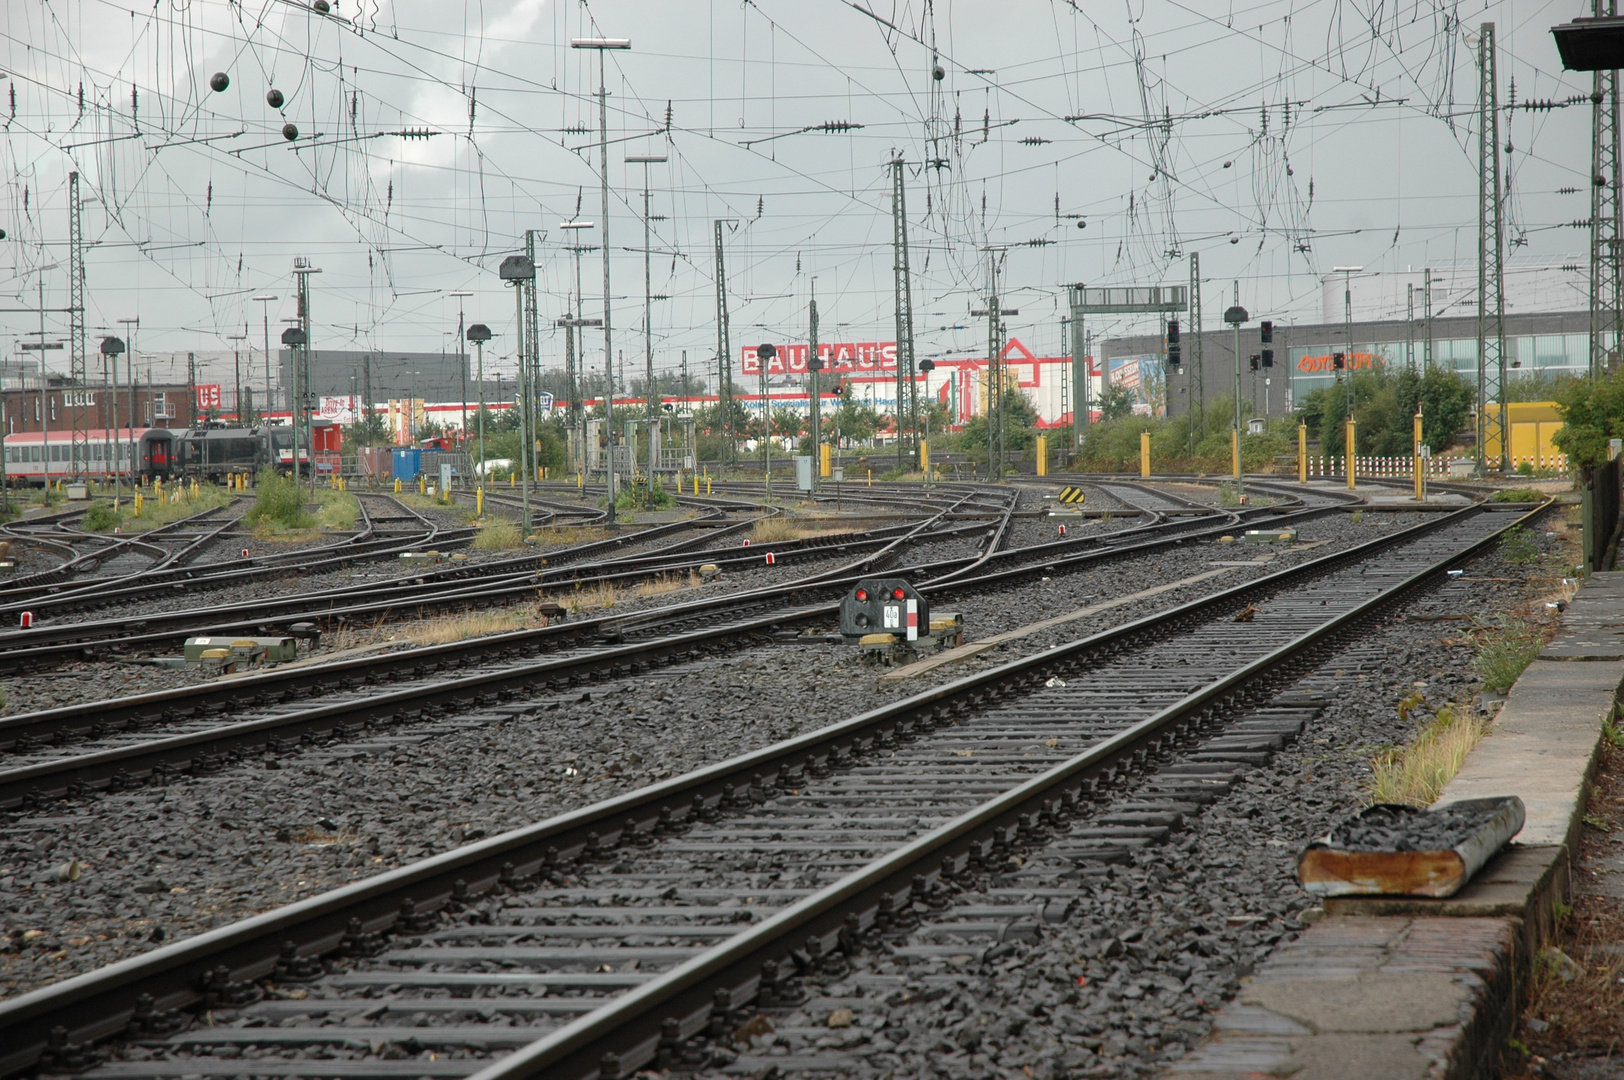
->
[229,334,246,426]
[628,152,666,480]
[714,219,734,464]
[571,34,630,524]
[1423,269,1434,371]
[809,283,821,492]
[891,158,917,472]
[559,220,596,476]
[1189,252,1203,437]
[972,250,1016,480]
[68,170,88,479]
[1407,284,1416,372]
[119,316,139,474]
[523,231,541,469]
[1477,21,1508,474]
[292,259,321,496]
[1591,0,1624,377]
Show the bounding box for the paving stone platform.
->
[1161,568,1624,1080]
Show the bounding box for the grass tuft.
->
[1474,616,1549,694]
[1497,525,1541,565]
[473,521,522,550]
[749,517,843,544]
[245,471,315,532]
[1368,701,1487,806]
[1489,487,1544,503]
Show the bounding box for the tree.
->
[348,411,392,447]
[770,408,804,438]
[1097,382,1136,422]
[1299,364,1472,457]
[1554,367,1624,477]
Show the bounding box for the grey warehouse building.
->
[1103,309,1593,421]
[276,349,472,410]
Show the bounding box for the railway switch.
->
[184,635,298,672]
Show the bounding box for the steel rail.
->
[478,499,1546,1080]
[0,502,1544,1078]
[0,508,939,667]
[0,497,1348,759]
[0,502,243,598]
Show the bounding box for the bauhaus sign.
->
[1297,352,1382,373]
[741,342,898,377]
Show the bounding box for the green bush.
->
[1489,488,1544,503]
[244,471,314,530]
[82,502,120,531]
[613,476,676,511]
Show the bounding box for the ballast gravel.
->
[0,501,1470,998]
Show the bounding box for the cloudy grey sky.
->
[0,0,1598,386]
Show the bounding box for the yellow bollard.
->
[1231,429,1241,480]
[694,474,699,496]
[418,474,426,495]
[1345,417,1358,491]
[578,471,584,490]
[134,492,143,517]
[921,439,931,477]
[867,469,872,486]
[477,487,484,516]
[1413,409,1425,501]
[510,473,515,488]
[1139,432,1150,478]
[394,478,402,493]
[706,478,712,495]
[1297,423,1308,483]
[819,441,832,478]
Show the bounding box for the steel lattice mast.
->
[714,220,733,464]
[891,158,916,471]
[524,229,541,466]
[68,170,87,478]
[1189,252,1203,437]
[1476,22,1508,474]
[1591,0,1624,378]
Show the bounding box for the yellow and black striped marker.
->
[1056,486,1087,504]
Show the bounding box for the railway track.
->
[0,494,480,622]
[0,497,1543,1079]
[0,484,1378,805]
[0,487,1021,671]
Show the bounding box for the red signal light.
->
[855,588,869,602]
[891,587,906,600]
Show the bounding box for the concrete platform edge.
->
[1159,570,1622,1080]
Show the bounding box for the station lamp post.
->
[499,254,536,535]
[1223,303,1249,494]
[467,323,492,501]
[756,343,776,497]
[280,326,308,487]
[99,335,125,498]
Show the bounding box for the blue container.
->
[392,448,422,481]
